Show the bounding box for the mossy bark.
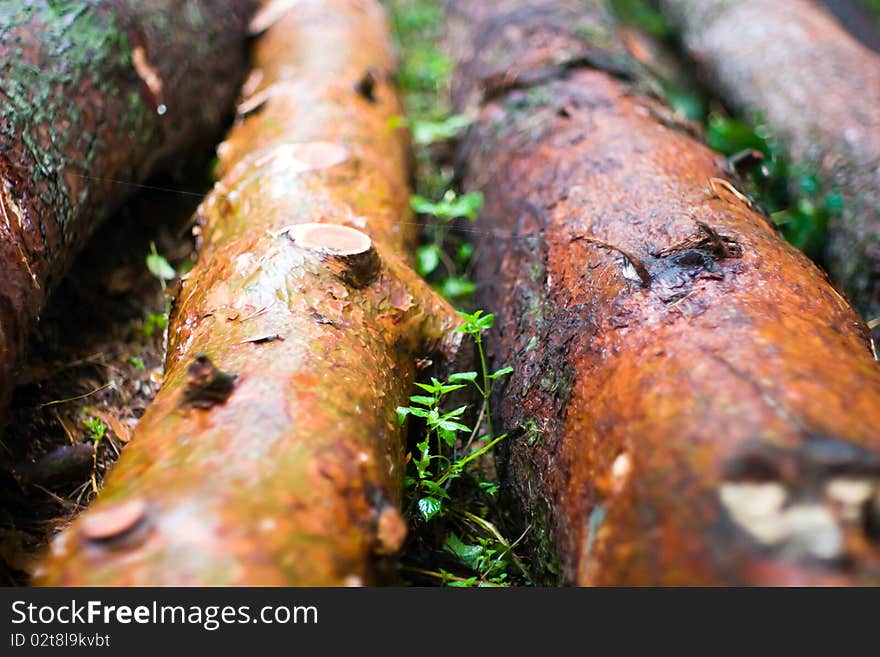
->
[448,0,880,585]
[34,0,461,586]
[0,0,256,421]
[660,0,880,319]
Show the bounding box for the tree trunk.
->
[0,0,256,424]
[448,0,880,585]
[33,0,461,586]
[659,0,880,320]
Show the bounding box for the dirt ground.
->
[0,162,211,585]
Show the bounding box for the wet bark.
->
[659,0,880,320]
[448,0,880,585]
[0,0,256,425]
[34,0,461,586]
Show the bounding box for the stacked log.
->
[448,0,880,585]
[34,0,461,586]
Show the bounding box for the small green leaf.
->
[489,366,514,379]
[411,114,472,145]
[479,481,500,496]
[448,371,478,382]
[83,417,107,443]
[418,496,443,521]
[438,427,457,446]
[476,313,495,329]
[420,479,450,499]
[440,276,475,300]
[410,190,483,221]
[441,405,468,418]
[410,194,439,215]
[443,532,483,569]
[438,420,470,433]
[408,395,436,407]
[146,242,176,281]
[416,244,441,276]
[142,312,168,338]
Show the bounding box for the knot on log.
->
[79,498,153,551]
[354,68,379,103]
[183,354,238,408]
[286,223,382,288]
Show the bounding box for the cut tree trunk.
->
[659,0,880,320]
[448,0,880,585]
[0,0,256,424]
[33,0,461,586]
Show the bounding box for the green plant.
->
[141,312,167,339]
[83,416,107,443]
[411,190,483,287]
[130,356,146,370]
[390,114,472,146]
[143,241,177,338]
[386,0,481,302]
[396,310,526,585]
[146,241,176,289]
[387,0,530,586]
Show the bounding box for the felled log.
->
[33,0,461,586]
[448,0,880,585]
[659,0,880,319]
[0,0,256,424]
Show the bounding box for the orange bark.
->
[449,0,880,585]
[34,0,460,586]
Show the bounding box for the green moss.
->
[0,1,152,244]
[518,476,562,583]
[523,418,541,446]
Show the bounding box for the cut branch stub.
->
[79,498,152,548]
[286,223,382,289]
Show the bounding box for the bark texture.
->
[449,0,880,585]
[33,0,460,586]
[0,0,256,422]
[659,0,880,319]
